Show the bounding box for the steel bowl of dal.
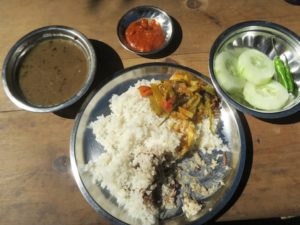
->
[2,25,96,112]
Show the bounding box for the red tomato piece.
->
[138,86,153,97]
[162,96,176,113]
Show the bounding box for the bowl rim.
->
[117,5,174,56]
[209,20,300,119]
[2,25,96,112]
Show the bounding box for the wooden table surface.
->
[1,0,300,225]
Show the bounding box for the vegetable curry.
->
[138,71,220,157]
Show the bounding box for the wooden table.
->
[1,1,300,224]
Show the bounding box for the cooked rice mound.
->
[88,80,181,224]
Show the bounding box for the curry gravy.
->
[18,38,88,106]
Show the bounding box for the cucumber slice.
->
[214,51,245,92]
[238,49,274,85]
[243,81,289,110]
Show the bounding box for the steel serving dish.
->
[70,63,246,225]
[2,25,96,112]
[209,21,300,119]
[117,6,173,55]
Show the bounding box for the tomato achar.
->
[125,18,165,52]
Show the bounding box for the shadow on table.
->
[53,39,124,119]
[258,109,300,125]
[211,216,300,225]
[206,112,254,225]
[141,16,183,59]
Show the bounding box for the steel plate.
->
[70,63,246,225]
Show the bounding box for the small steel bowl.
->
[2,25,96,112]
[117,5,173,56]
[209,21,300,119]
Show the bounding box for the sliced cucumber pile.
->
[243,81,289,110]
[214,48,290,111]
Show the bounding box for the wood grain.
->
[0,0,300,225]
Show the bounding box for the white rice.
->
[85,80,229,225]
[87,80,181,225]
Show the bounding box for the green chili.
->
[272,38,295,94]
[283,56,295,93]
[274,56,289,90]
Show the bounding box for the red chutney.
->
[125,18,165,52]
